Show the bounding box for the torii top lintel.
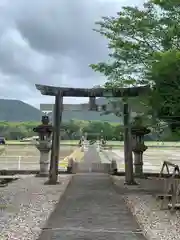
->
[35,84,150,98]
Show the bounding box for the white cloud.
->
[0,0,142,108]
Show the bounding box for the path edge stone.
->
[110,175,158,240]
[41,174,74,229]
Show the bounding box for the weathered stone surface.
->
[76,145,101,172]
[38,173,146,240]
[50,230,145,239]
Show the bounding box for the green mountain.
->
[0,97,148,123]
[0,99,42,121]
[0,99,122,122]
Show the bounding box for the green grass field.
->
[4,140,180,147]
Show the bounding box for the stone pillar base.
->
[36,140,51,177]
[133,152,143,177]
[39,151,50,176]
[35,141,51,177]
[124,180,138,185]
[111,159,117,175]
[35,172,49,177]
[44,180,61,185]
[134,166,144,178]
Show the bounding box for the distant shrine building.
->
[40,101,115,139]
[40,98,139,124]
[40,99,110,115]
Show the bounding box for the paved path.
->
[38,148,146,240]
[38,174,145,240]
[102,148,180,173]
[76,145,101,172]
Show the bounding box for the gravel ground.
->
[112,176,180,240]
[0,174,72,240]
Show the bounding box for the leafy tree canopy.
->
[148,49,180,130]
[90,0,180,130]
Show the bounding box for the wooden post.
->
[123,103,135,185]
[48,90,63,184]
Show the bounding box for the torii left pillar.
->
[48,90,63,184]
[123,103,136,185]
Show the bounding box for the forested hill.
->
[0,99,121,122]
[0,99,42,121]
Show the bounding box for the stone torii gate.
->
[35,84,150,184]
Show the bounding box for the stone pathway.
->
[38,174,146,240]
[76,145,101,172]
[38,147,146,240]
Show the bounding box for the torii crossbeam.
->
[35,84,150,184]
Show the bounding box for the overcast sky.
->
[0,0,142,108]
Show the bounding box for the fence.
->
[0,156,66,170]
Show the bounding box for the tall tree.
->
[148,49,180,131]
[90,0,180,183]
[91,0,180,81]
[90,0,180,123]
[90,2,156,86]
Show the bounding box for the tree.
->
[90,0,180,112]
[90,2,159,137]
[90,2,158,86]
[147,50,180,131]
[89,0,180,183]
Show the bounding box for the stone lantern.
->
[33,115,53,177]
[131,116,151,177]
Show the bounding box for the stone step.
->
[76,162,111,173]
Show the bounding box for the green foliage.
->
[90,0,180,133]
[0,120,176,141]
[90,0,180,85]
[0,121,40,140]
[89,1,160,123]
[148,50,180,130]
[90,2,162,86]
[0,121,122,141]
[151,0,180,10]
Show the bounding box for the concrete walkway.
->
[38,147,146,240]
[76,145,102,172]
